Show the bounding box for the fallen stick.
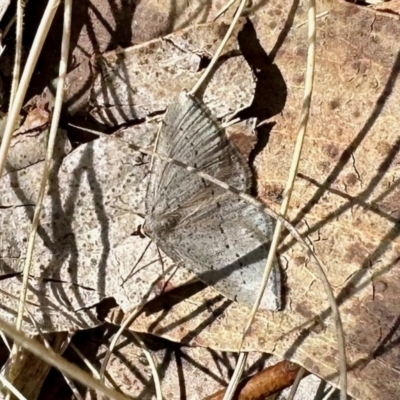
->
[203,360,308,400]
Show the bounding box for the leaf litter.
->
[130,2,400,400]
[0,19,257,333]
[0,0,399,399]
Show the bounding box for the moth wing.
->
[158,191,281,311]
[146,92,251,217]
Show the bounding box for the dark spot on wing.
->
[220,226,225,234]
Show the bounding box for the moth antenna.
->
[121,240,153,286]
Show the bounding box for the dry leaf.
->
[1,2,399,400]
[62,19,255,125]
[127,2,400,400]
[16,108,50,134]
[0,17,257,333]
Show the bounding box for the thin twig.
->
[189,0,247,95]
[0,0,61,180]
[122,240,153,285]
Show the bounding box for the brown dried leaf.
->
[16,108,50,134]
[128,2,400,400]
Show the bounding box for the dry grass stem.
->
[0,0,61,180]
[230,0,346,397]
[240,0,317,344]
[222,352,247,400]
[99,304,163,400]
[286,367,306,400]
[214,0,237,20]
[15,0,69,332]
[8,0,24,107]
[0,318,130,400]
[322,385,337,400]
[189,0,247,95]
[243,0,318,336]
[6,0,69,393]
[0,373,26,400]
